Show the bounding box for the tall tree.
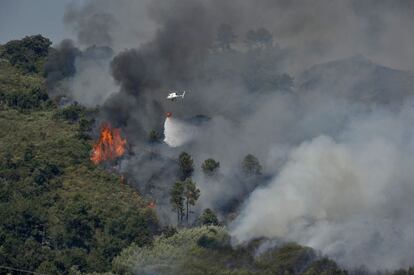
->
[183,178,200,224]
[201,158,220,176]
[216,23,237,51]
[242,154,262,176]
[178,152,194,180]
[170,181,185,225]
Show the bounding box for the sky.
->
[0,0,81,44]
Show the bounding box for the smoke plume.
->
[45,40,117,106]
[231,104,414,269]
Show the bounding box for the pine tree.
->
[202,158,220,176]
[199,208,219,226]
[183,178,200,224]
[242,154,262,176]
[178,152,194,180]
[170,181,185,225]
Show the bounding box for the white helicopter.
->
[166,91,186,101]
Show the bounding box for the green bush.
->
[112,226,229,274]
[197,234,220,249]
[256,243,317,274]
[0,86,49,110]
[54,103,86,122]
[0,35,51,74]
[199,208,220,226]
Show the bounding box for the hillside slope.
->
[298,55,414,106]
[0,36,159,274]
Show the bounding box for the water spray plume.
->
[163,117,196,147]
[90,122,127,164]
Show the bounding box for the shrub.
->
[199,208,219,226]
[1,35,51,74]
[197,234,220,249]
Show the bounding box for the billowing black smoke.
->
[44,39,80,92]
[103,0,219,138]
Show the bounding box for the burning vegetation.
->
[147,200,156,209]
[90,122,127,164]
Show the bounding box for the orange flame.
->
[147,201,156,209]
[90,122,127,164]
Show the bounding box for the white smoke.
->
[231,103,414,270]
[163,117,197,147]
[68,55,118,106]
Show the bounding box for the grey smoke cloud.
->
[45,40,118,107]
[68,46,118,106]
[64,0,157,50]
[231,103,414,270]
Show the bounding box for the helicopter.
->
[166,91,186,101]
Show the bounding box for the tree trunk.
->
[186,199,189,225]
[177,209,180,225]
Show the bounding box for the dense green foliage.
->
[112,226,346,275]
[199,208,219,226]
[0,35,51,74]
[0,36,159,274]
[0,58,50,110]
[0,108,159,274]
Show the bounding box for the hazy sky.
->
[0,0,81,44]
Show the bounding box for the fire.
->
[147,201,156,209]
[90,122,127,164]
